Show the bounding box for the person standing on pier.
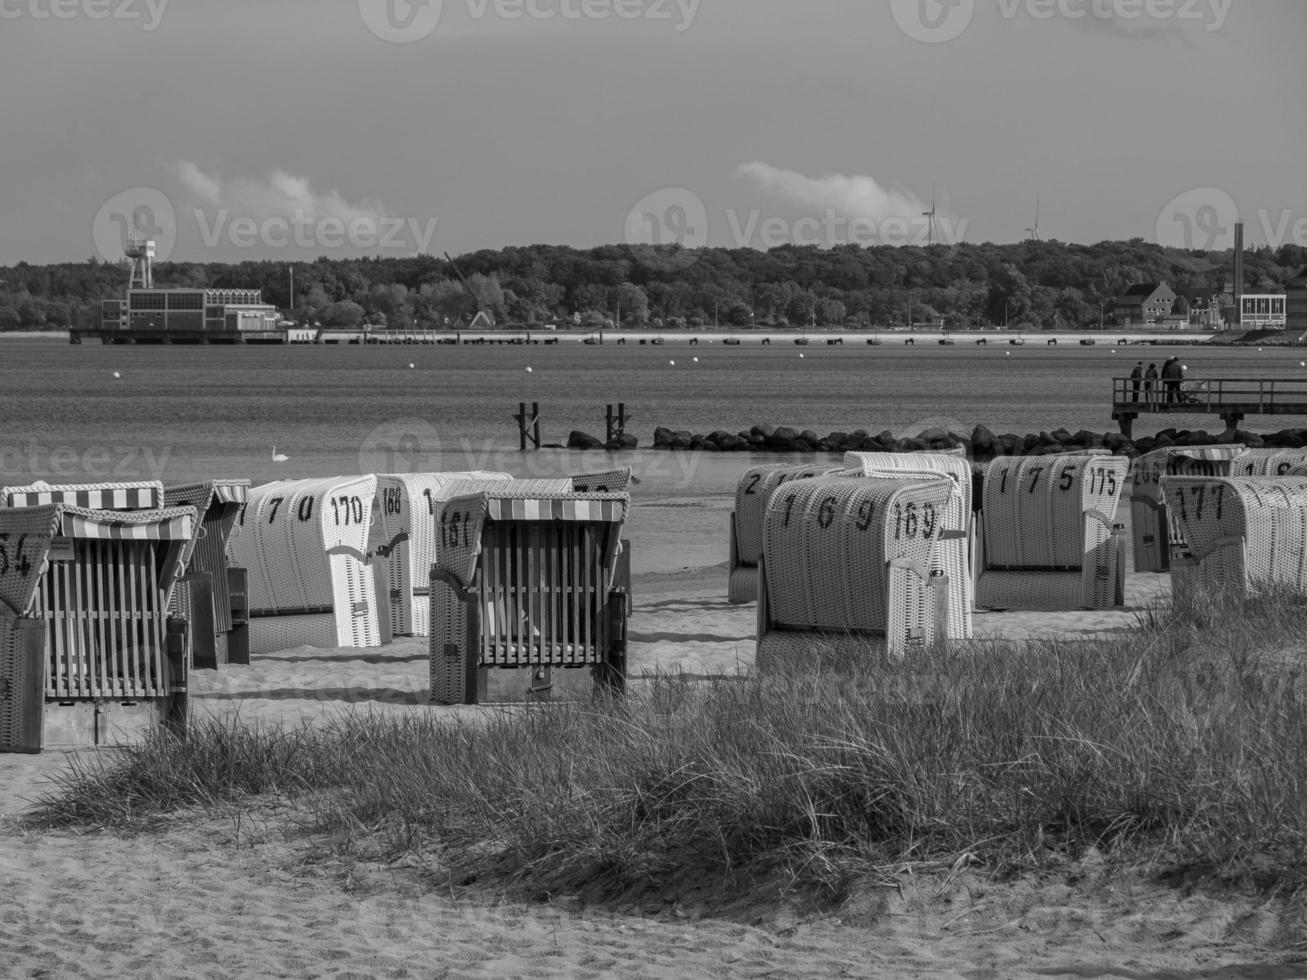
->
[1144,362,1158,404]
[1130,361,1143,402]
[1161,357,1182,404]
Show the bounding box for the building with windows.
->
[1287,267,1307,332]
[101,287,282,338]
[1237,294,1287,329]
[1114,283,1177,326]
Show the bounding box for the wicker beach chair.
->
[0,503,194,752]
[373,472,513,638]
[163,481,251,669]
[974,455,1128,611]
[754,475,956,673]
[842,452,975,639]
[429,487,631,705]
[1228,449,1307,477]
[728,462,846,604]
[1161,475,1307,601]
[226,476,382,655]
[1128,446,1244,573]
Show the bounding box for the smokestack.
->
[1234,221,1244,326]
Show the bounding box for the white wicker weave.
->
[227,476,381,654]
[1161,475,1307,601]
[975,455,1128,611]
[729,462,846,604]
[842,452,974,639]
[1228,449,1307,478]
[755,475,955,673]
[1128,446,1244,573]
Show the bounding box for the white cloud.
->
[174,161,389,226]
[735,161,930,223]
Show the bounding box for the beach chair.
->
[373,473,514,637]
[164,481,251,668]
[1128,446,1244,573]
[974,454,1128,611]
[429,487,631,705]
[842,452,975,639]
[0,503,194,752]
[754,475,956,674]
[2,480,165,511]
[226,476,382,655]
[1161,475,1307,602]
[1228,448,1307,477]
[728,462,846,604]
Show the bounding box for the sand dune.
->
[2,558,1303,978]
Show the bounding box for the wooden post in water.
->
[514,402,541,451]
[605,403,629,443]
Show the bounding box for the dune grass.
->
[33,589,1307,906]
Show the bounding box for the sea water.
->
[1,337,1300,576]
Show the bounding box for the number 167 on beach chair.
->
[428,489,631,705]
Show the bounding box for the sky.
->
[1,0,1305,266]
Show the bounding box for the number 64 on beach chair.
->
[974,454,1128,611]
[754,475,956,673]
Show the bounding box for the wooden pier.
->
[1112,377,1307,437]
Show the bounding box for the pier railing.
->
[1112,377,1307,436]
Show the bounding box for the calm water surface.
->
[2,337,1301,575]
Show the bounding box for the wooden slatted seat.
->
[429,488,630,705]
[975,455,1128,611]
[755,475,955,673]
[843,452,975,639]
[1161,475,1307,601]
[226,476,381,655]
[1128,446,1244,573]
[164,481,251,669]
[0,503,193,752]
[728,462,846,604]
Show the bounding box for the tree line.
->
[2,239,1304,332]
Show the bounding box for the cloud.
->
[735,161,930,223]
[174,161,390,225]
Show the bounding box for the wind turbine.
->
[1026,193,1041,241]
[922,185,937,246]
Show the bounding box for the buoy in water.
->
[112,371,120,378]
[669,360,675,366]
[408,363,415,369]
[525,366,533,373]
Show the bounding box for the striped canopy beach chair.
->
[755,475,955,674]
[0,503,193,752]
[974,454,1128,611]
[1228,448,1307,477]
[843,451,975,639]
[164,480,251,668]
[728,462,846,604]
[226,476,382,655]
[1161,475,1307,602]
[2,480,165,511]
[429,487,630,705]
[1128,446,1243,573]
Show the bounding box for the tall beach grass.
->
[35,590,1307,905]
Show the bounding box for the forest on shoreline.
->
[2,239,1304,333]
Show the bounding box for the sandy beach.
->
[2,512,1304,979]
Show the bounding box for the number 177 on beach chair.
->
[428,488,631,705]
